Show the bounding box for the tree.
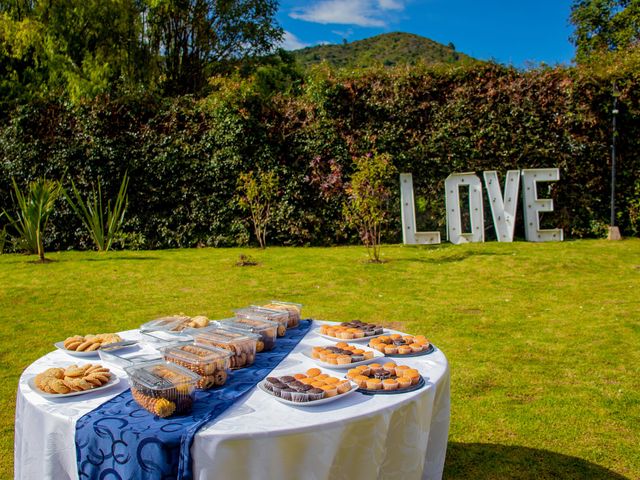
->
[343,152,397,263]
[571,0,640,62]
[146,0,283,94]
[3,177,63,262]
[64,173,130,252]
[236,170,279,249]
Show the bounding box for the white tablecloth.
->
[15,322,450,480]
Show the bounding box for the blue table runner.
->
[76,320,313,480]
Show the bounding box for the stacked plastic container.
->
[160,343,232,389]
[126,361,200,417]
[234,307,290,337]
[216,317,278,352]
[255,301,303,329]
[192,327,260,369]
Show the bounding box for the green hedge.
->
[1,61,639,250]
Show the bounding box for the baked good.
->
[161,343,231,389]
[34,364,111,395]
[320,320,384,340]
[264,372,353,402]
[309,343,378,366]
[194,329,258,369]
[62,333,122,352]
[382,379,398,391]
[369,334,432,355]
[351,363,420,392]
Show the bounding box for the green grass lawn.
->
[2,240,639,479]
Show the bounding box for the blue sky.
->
[277,0,576,67]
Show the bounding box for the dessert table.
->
[15,321,450,480]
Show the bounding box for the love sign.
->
[400,168,563,244]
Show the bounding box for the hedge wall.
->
[1,61,639,250]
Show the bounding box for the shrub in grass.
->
[343,152,397,262]
[3,177,63,262]
[64,173,129,252]
[236,170,279,249]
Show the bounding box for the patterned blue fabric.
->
[76,320,313,480]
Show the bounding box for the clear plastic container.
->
[140,315,210,333]
[125,361,200,417]
[160,343,232,389]
[192,327,259,369]
[140,315,190,332]
[234,307,289,337]
[256,301,302,328]
[217,317,278,352]
[99,348,162,368]
[140,329,193,345]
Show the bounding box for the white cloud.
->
[377,0,403,10]
[280,31,310,50]
[290,0,406,28]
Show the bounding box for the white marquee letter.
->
[521,168,563,242]
[400,173,441,244]
[445,173,484,244]
[484,170,520,242]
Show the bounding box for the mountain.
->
[291,32,476,69]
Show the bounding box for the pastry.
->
[34,364,111,395]
[397,377,412,389]
[369,334,431,355]
[61,333,122,351]
[382,379,398,391]
[320,385,338,397]
[366,378,382,390]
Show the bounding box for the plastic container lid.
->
[261,301,303,312]
[140,329,193,345]
[235,307,289,324]
[125,361,200,391]
[160,343,233,367]
[217,317,278,336]
[140,315,190,333]
[192,326,261,345]
[99,348,162,368]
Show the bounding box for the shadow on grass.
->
[83,256,161,262]
[396,250,511,264]
[444,442,630,479]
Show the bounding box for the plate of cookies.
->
[258,368,359,407]
[315,321,387,343]
[368,334,434,357]
[302,343,384,369]
[55,333,136,357]
[28,363,120,399]
[346,361,425,395]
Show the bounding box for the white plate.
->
[257,380,359,407]
[54,341,137,358]
[28,375,121,399]
[313,329,386,343]
[301,348,385,370]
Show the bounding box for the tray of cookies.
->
[29,363,119,398]
[315,321,386,342]
[302,342,383,369]
[191,327,259,369]
[216,317,278,352]
[160,343,232,389]
[253,301,302,328]
[234,307,290,337]
[125,361,200,417]
[346,361,424,395]
[55,333,133,357]
[368,334,434,357]
[258,368,358,406]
